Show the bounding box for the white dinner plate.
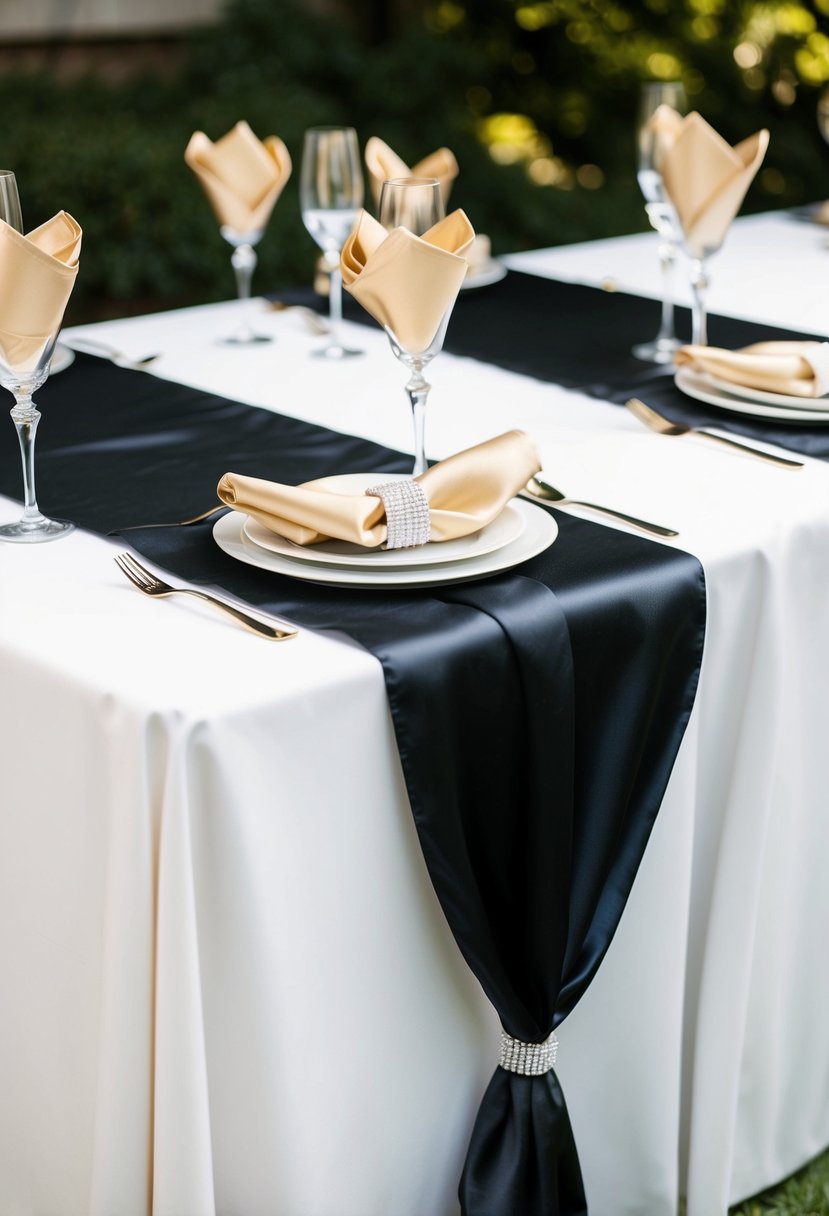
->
[50,343,75,376]
[675,368,829,424]
[703,371,829,412]
[241,473,526,570]
[214,497,558,589]
[461,260,508,290]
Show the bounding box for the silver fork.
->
[114,551,297,640]
[626,397,804,469]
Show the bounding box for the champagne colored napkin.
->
[676,340,829,398]
[652,107,768,258]
[365,136,459,208]
[217,430,541,549]
[0,212,81,371]
[185,120,292,236]
[340,209,475,352]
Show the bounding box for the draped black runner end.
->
[0,285,707,1215]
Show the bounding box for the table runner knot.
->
[366,479,431,550]
[499,1030,559,1076]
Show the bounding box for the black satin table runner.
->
[0,354,705,1216]
[309,270,829,461]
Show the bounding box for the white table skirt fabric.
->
[2,210,829,1216]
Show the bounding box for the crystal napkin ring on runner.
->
[499,1029,559,1076]
[365,479,431,549]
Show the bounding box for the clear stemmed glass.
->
[633,81,687,363]
[300,126,364,359]
[378,177,446,476]
[0,171,72,542]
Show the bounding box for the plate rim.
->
[460,259,507,291]
[241,496,526,570]
[703,369,829,411]
[214,496,558,588]
[675,367,829,424]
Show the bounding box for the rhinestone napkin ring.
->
[499,1030,559,1076]
[366,479,431,550]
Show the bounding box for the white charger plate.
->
[704,371,829,412]
[461,260,507,291]
[50,344,75,375]
[675,368,829,425]
[214,497,558,589]
[241,472,526,570]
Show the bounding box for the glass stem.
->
[690,257,709,347]
[329,266,343,328]
[657,240,678,346]
[405,367,431,477]
[231,243,257,343]
[232,242,256,301]
[10,395,45,526]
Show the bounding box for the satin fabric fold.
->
[675,339,829,398]
[185,120,292,236]
[0,212,81,372]
[364,136,459,207]
[653,108,768,258]
[217,430,540,547]
[341,210,475,352]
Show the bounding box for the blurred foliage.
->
[1,0,828,320]
[729,1143,829,1214]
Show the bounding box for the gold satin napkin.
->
[676,340,829,399]
[0,212,81,372]
[340,209,475,352]
[364,136,459,208]
[217,430,541,549]
[651,107,768,258]
[184,120,292,236]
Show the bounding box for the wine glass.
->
[378,177,447,477]
[0,171,72,542]
[300,126,364,359]
[633,81,687,363]
[378,176,445,234]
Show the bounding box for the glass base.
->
[221,333,273,346]
[0,516,74,543]
[632,337,681,365]
[312,343,364,360]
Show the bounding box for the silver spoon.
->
[524,475,679,538]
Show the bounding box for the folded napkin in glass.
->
[340,209,475,352]
[217,430,540,550]
[650,106,768,258]
[364,135,459,207]
[676,340,829,399]
[184,119,292,236]
[0,212,81,372]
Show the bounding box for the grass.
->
[729,1149,829,1215]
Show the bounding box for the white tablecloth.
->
[1,210,828,1216]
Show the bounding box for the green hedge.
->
[2,0,827,321]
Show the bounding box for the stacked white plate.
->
[676,367,829,424]
[213,473,558,589]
